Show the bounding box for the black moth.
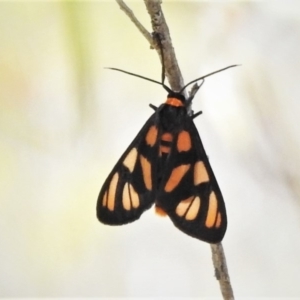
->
[97,41,237,243]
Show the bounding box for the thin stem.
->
[115,0,154,47]
[211,243,235,300]
[143,0,185,95]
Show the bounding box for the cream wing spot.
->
[122,183,139,210]
[185,196,201,220]
[129,183,139,208]
[194,161,209,185]
[205,191,218,228]
[123,148,138,173]
[107,173,119,211]
[140,155,152,190]
[122,183,131,211]
[175,196,193,217]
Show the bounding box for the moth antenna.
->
[106,68,162,86]
[179,64,240,94]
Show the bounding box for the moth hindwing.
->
[97,93,227,243]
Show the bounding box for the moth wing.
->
[156,118,227,243]
[97,114,160,225]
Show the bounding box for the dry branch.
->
[114,1,234,299]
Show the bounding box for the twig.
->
[114,1,234,299]
[211,243,235,300]
[115,0,185,97]
[115,0,153,46]
[143,0,184,94]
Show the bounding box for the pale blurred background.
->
[0,0,300,298]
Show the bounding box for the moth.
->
[97,46,237,243]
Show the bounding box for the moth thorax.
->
[159,105,186,132]
[165,97,184,107]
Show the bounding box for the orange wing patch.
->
[164,164,190,192]
[122,182,140,210]
[159,132,173,155]
[194,161,209,185]
[205,191,218,228]
[140,154,152,190]
[145,126,158,147]
[177,130,191,152]
[155,206,167,217]
[215,212,222,228]
[107,172,119,211]
[161,132,173,142]
[160,145,171,154]
[123,147,138,172]
[102,191,108,207]
[175,196,201,220]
